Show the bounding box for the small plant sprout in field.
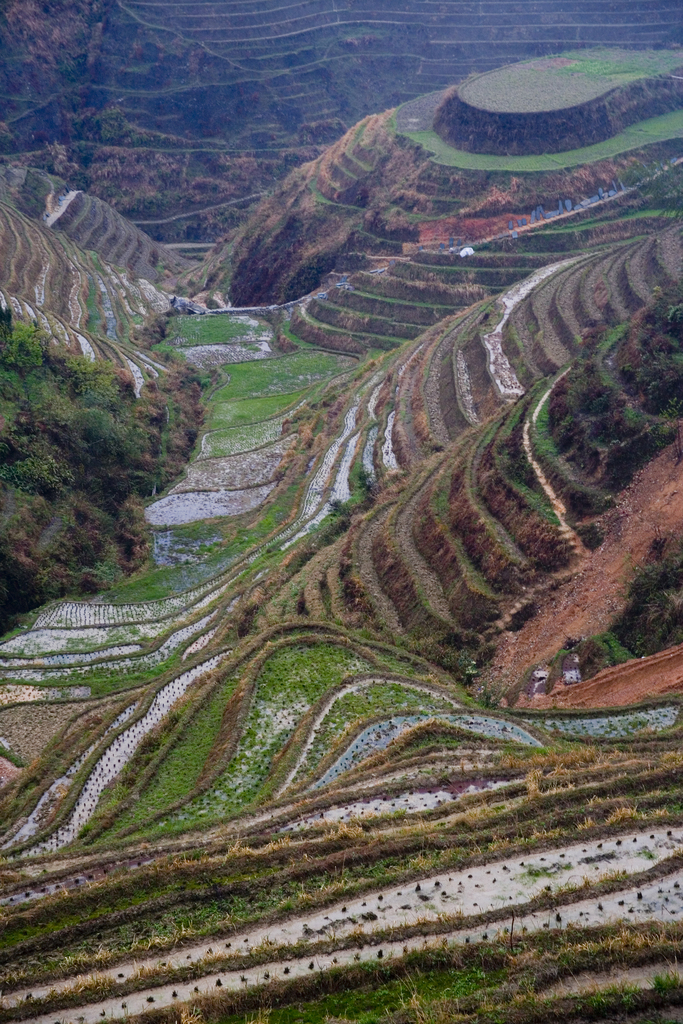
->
[606,806,639,825]
[653,971,683,994]
[525,769,542,798]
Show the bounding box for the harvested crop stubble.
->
[0,700,92,762]
[145,484,276,526]
[180,343,272,368]
[171,439,291,494]
[7,827,683,1024]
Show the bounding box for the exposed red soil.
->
[530,640,683,709]
[0,755,20,787]
[488,442,683,706]
[418,215,528,244]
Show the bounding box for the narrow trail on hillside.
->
[523,372,584,554]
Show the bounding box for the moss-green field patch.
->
[105,674,239,833]
[400,108,683,171]
[211,351,352,404]
[219,964,500,1024]
[458,48,683,114]
[168,315,266,345]
[208,392,306,431]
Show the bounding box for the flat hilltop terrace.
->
[400,47,683,158]
[456,49,683,113]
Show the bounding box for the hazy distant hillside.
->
[1,0,681,239]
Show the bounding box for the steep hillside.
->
[0,307,203,633]
[1,0,681,238]
[228,104,683,306]
[0,212,682,1024]
[3,35,683,1024]
[0,165,214,630]
[434,50,683,155]
[0,122,681,1024]
[0,164,184,358]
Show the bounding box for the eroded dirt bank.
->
[488,443,683,702]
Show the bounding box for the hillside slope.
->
[0,166,209,630]
[0,176,681,1024]
[1,0,681,238]
[228,107,683,306]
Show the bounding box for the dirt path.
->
[491,443,683,698]
[523,375,583,554]
[45,191,80,228]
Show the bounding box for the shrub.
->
[0,313,204,630]
[614,540,683,656]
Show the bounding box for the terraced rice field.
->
[399,109,683,171]
[2,196,683,1024]
[81,0,680,190]
[457,49,683,113]
[0,186,180,390]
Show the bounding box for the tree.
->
[663,396,683,461]
[0,307,11,343]
[638,163,683,219]
[0,321,44,369]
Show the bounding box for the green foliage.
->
[156,643,410,831]
[0,321,44,370]
[298,680,453,780]
[638,162,683,218]
[208,393,307,432]
[105,675,239,834]
[401,108,683,171]
[653,972,683,994]
[572,631,633,679]
[221,965,498,1024]
[0,335,204,631]
[210,351,349,404]
[614,540,683,656]
[620,282,683,415]
[168,315,258,346]
[548,307,680,489]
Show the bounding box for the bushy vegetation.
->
[637,160,683,219]
[0,311,204,630]
[619,282,683,415]
[614,540,683,657]
[548,311,677,489]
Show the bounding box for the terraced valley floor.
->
[4,144,683,1024]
